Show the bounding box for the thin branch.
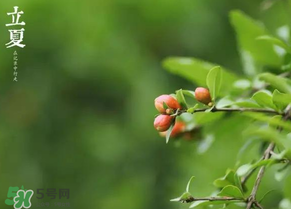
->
[178,107,280,115]
[182,196,243,203]
[246,105,291,209]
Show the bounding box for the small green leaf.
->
[207,66,222,101]
[217,185,244,199]
[275,166,290,182]
[259,189,277,203]
[237,164,253,177]
[233,100,261,108]
[181,90,195,98]
[243,113,291,132]
[213,170,242,191]
[176,89,188,109]
[259,73,291,93]
[187,104,199,113]
[170,192,192,202]
[190,200,239,208]
[273,89,291,110]
[216,97,234,108]
[186,176,195,193]
[257,35,291,53]
[166,119,176,144]
[251,90,276,109]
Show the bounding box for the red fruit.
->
[155,95,181,114]
[154,115,173,132]
[194,87,212,105]
[159,121,186,137]
[171,121,186,137]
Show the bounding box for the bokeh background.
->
[0,0,290,209]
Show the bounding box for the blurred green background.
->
[0,0,290,209]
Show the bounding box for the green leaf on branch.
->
[216,97,234,108]
[187,104,199,113]
[273,89,291,110]
[243,113,291,132]
[214,170,243,192]
[186,176,195,193]
[166,119,176,144]
[176,89,188,109]
[237,159,276,177]
[181,90,195,99]
[251,90,276,109]
[170,176,195,203]
[233,100,261,108]
[259,73,291,93]
[217,185,244,199]
[259,189,277,203]
[257,35,291,53]
[236,164,253,177]
[163,57,237,91]
[230,10,281,73]
[190,200,240,208]
[206,66,222,101]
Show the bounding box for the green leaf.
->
[217,185,244,199]
[259,189,277,203]
[170,191,192,202]
[243,112,291,132]
[275,166,290,182]
[187,104,199,113]
[197,135,214,154]
[257,35,291,53]
[230,10,281,74]
[186,176,195,193]
[233,100,261,108]
[237,139,260,161]
[273,89,291,110]
[166,119,176,144]
[181,90,195,98]
[216,97,234,108]
[259,73,291,93]
[190,200,239,208]
[194,112,224,125]
[236,164,253,177]
[245,125,291,150]
[162,57,237,90]
[237,159,276,177]
[176,89,188,109]
[214,170,243,192]
[206,66,222,101]
[251,90,276,109]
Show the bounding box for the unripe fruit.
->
[155,95,181,114]
[154,115,173,132]
[171,121,186,137]
[194,87,212,105]
[159,121,186,137]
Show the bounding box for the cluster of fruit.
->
[154,87,211,139]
